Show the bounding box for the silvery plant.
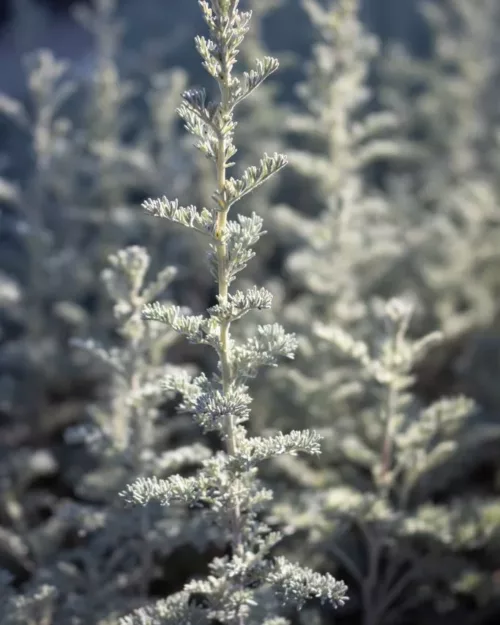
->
[0,0,194,434]
[382,0,500,340]
[117,1,348,624]
[238,1,500,623]
[252,0,406,448]
[4,246,212,625]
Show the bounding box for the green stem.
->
[214,44,243,561]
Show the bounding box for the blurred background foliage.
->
[1,1,500,624]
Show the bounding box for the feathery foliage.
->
[119,2,348,624]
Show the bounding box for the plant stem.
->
[379,381,397,499]
[214,38,243,561]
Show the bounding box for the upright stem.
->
[379,381,397,500]
[214,47,243,559]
